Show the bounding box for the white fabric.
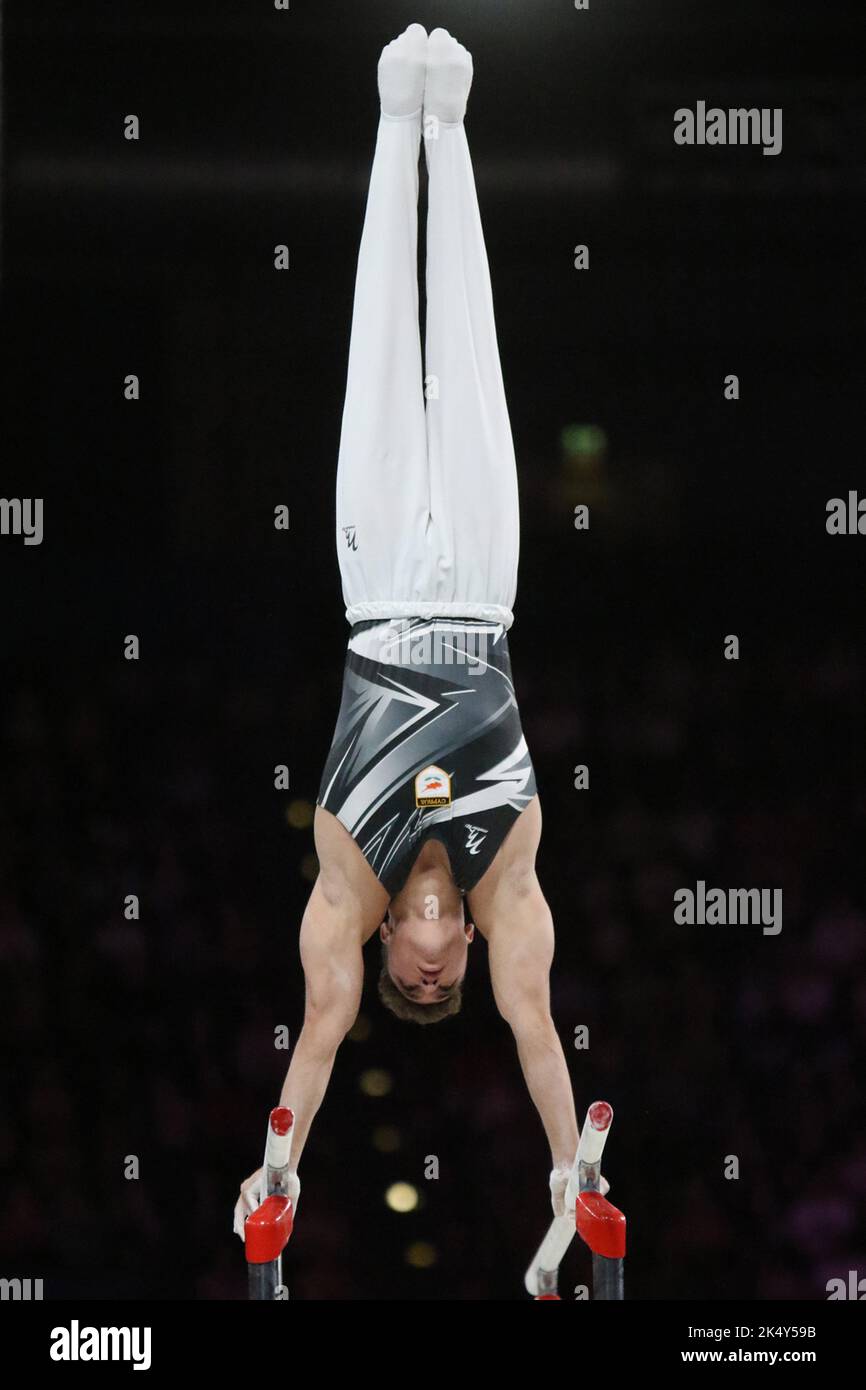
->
[424,28,473,124]
[378,23,427,119]
[336,110,520,631]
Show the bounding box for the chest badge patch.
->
[415,764,452,808]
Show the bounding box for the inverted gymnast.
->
[234,24,604,1245]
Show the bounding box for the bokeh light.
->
[385,1182,418,1214]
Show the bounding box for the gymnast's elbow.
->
[299,997,359,1058]
[496,989,554,1039]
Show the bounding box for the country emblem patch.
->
[414,764,452,808]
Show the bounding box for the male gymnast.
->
[234,25,603,1244]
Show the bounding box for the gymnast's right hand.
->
[233,1166,301,1241]
[549,1164,609,1217]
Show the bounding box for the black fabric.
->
[317,618,537,895]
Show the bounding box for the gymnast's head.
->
[378,868,473,1024]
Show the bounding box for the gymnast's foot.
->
[378,23,428,119]
[424,28,473,125]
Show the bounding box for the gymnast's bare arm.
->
[233,808,389,1239]
[467,795,581,1175]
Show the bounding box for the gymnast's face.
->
[380,900,474,1005]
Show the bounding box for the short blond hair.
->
[377,942,463,1025]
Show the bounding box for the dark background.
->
[1,0,864,1299]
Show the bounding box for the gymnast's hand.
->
[233,1165,301,1241]
[549,1164,609,1218]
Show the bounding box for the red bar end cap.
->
[588,1100,613,1132]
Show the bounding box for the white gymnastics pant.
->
[336,109,520,630]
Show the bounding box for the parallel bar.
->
[246,1107,295,1301]
[526,1099,627,1300]
[592,1253,624,1302]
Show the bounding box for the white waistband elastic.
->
[345,600,514,630]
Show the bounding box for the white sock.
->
[424,28,473,125]
[378,23,428,120]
